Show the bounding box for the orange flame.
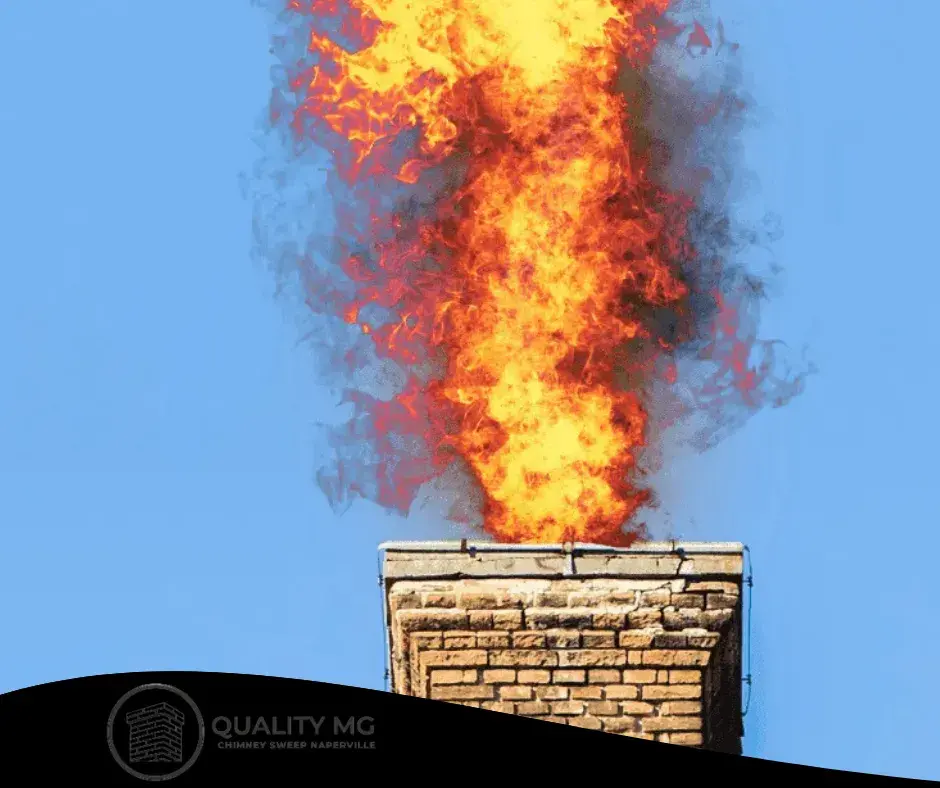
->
[297,0,694,544]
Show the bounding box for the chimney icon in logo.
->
[125,701,186,764]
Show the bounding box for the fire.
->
[272,1,795,544]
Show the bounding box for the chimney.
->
[380,541,745,750]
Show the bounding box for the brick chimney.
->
[380,541,744,751]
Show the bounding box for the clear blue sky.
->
[1,1,937,781]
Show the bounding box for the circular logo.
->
[107,683,205,782]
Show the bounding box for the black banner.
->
[0,673,930,785]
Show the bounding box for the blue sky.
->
[1,1,937,781]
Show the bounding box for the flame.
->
[285,1,752,544]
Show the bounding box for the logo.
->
[107,684,205,782]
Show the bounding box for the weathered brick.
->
[468,611,494,630]
[581,631,616,648]
[661,701,702,715]
[628,608,663,628]
[430,669,477,685]
[516,701,550,716]
[430,684,495,701]
[422,592,456,608]
[389,592,421,612]
[558,649,627,668]
[499,685,533,701]
[592,612,627,629]
[670,593,705,609]
[476,631,510,648]
[587,701,620,716]
[553,669,587,684]
[671,732,704,746]
[602,717,638,733]
[527,609,593,630]
[534,592,569,607]
[571,686,604,700]
[568,716,603,730]
[703,609,733,630]
[618,632,654,648]
[642,684,702,700]
[421,650,489,667]
[652,632,688,648]
[641,716,702,732]
[398,610,469,631]
[657,670,669,682]
[512,631,547,648]
[605,685,639,700]
[482,669,516,684]
[687,632,720,648]
[621,701,654,715]
[517,669,551,684]
[664,609,706,630]
[639,589,671,607]
[492,610,524,630]
[641,650,710,667]
[457,701,481,708]
[536,686,569,700]
[457,591,501,609]
[490,649,558,667]
[622,670,657,684]
[410,633,443,650]
[551,701,585,716]
[588,669,621,684]
[687,581,739,594]
[481,701,516,714]
[443,631,477,649]
[545,629,581,648]
[627,651,643,665]
[707,593,740,610]
[669,670,701,684]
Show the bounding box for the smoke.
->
[245,0,812,539]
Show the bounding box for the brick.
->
[389,592,421,612]
[653,632,688,648]
[553,669,587,684]
[482,669,516,684]
[592,612,627,629]
[588,669,621,684]
[602,717,638,733]
[490,650,558,667]
[492,610,524,630]
[641,716,702,732]
[526,609,594,630]
[512,631,547,648]
[671,732,704,746]
[481,701,515,714]
[499,685,533,701]
[422,592,456,608]
[571,687,603,700]
[657,671,669,682]
[621,701,654,715]
[661,701,702,715]
[669,670,701,684]
[687,632,719,648]
[458,701,481,708]
[430,685,495,701]
[536,686,569,701]
[628,608,663,627]
[534,592,569,607]
[642,684,702,700]
[605,685,639,700]
[398,610,469,631]
[443,632,477,649]
[671,593,705,609]
[421,650,489,667]
[430,669,477,685]
[664,609,706,630]
[687,581,739,594]
[468,611,494,630]
[410,633,442,649]
[476,631,510,648]
[627,651,643,665]
[551,701,585,716]
[457,591,501,609]
[639,589,671,606]
[641,650,710,667]
[558,649,627,668]
[545,629,581,648]
[618,632,654,648]
[707,593,740,610]
[587,701,620,716]
[568,716,603,730]
[622,670,657,684]
[703,609,733,630]
[518,670,551,684]
[581,631,616,648]
[516,701,550,716]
